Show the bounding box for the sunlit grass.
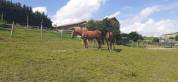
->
[0,25,178,82]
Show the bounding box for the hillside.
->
[0,24,178,82]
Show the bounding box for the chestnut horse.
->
[82,30,102,49]
[71,27,102,49]
[105,32,116,52]
[71,27,86,38]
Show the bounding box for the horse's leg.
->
[93,39,96,48]
[86,39,89,48]
[113,42,115,50]
[97,39,101,49]
[102,37,105,45]
[83,39,88,48]
[109,41,112,52]
[112,39,116,49]
[95,39,98,48]
[96,38,101,49]
[99,39,102,49]
[106,39,109,50]
[83,39,86,48]
[106,39,108,50]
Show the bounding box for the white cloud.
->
[105,11,120,18]
[32,7,47,14]
[121,19,178,36]
[52,0,107,26]
[140,6,160,17]
[120,5,178,37]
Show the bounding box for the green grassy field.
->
[0,25,178,82]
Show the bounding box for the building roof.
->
[55,17,119,29]
[56,21,87,28]
[162,32,178,36]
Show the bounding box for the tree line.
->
[0,0,52,28]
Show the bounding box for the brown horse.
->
[105,32,115,52]
[71,27,102,49]
[71,27,85,38]
[82,30,102,49]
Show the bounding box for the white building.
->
[161,32,178,40]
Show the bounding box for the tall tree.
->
[0,0,52,28]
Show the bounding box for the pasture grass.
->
[0,25,178,82]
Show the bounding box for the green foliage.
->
[86,18,120,33]
[86,20,104,31]
[86,20,97,30]
[128,32,143,42]
[0,0,52,28]
[175,35,178,41]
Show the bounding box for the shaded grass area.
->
[0,25,178,82]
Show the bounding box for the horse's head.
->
[71,28,76,38]
[71,27,82,38]
[71,31,77,38]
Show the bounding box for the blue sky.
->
[12,0,178,36]
[12,0,178,19]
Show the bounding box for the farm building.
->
[55,21,87,31]
[55,17,120,31]
[161,32,178,40]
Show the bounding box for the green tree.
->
[86,20,97,30]
[0,0,52,28]
[86,17,121,42]
[128,32,143,42]
[86,17,120,33]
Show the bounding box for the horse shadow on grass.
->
[113,49,122,52]
[101,48,122,52]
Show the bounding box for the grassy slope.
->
[0,25,178,82]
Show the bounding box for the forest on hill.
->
[0,0,52,28]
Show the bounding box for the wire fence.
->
[125,40,178,49]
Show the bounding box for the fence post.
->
[137,41,139,48]
[41,19,43,40]
[60,30,63,39]
[26,15,29,29]
[10,21,15,37]
[1,12,3,21]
